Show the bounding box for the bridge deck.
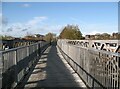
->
[18,44,86,88]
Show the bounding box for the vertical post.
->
[38,42,41,57]
[0,53,3,89]
[92,79,94,89]
[26,46,29,73]
[13,49,18,88]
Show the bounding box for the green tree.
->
[101,33,110,40]
[44,32,56,42]
[59,24,83,40]
[0,35,14,40]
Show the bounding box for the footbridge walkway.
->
[0,39,120,89]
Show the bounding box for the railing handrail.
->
[65,39,119,42]
[1,40,49,89]
[66,42,120,57]
[58,46,106,89]
[58,39,119,88]
[0,41,43,54]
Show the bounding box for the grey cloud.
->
[22,28,28,31]
[7,27,13,32]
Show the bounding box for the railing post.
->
[92,79,94,89]
[25,46,29,73]
[27,46,29,57]
[0,53,2,89]
[13,49,18,88]
[38,43,41,57]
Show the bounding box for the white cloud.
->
[0,13,2,35]
[0,13,2,18]
[27,16,47,27]
[21,24,63,37]
[3,23,63,37]
[69,18,118,36]
[3,15,117,37]
[89,30,102,35]
[2,23,24,36]
[22,4,30,7]
[2,16,63,37]
[38,24,63,36]
[80,23,118,36]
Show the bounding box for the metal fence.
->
[57,39,120,89]
[0,41,49,89]
[67,40,119,53]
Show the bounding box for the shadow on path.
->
[18,42,82,88]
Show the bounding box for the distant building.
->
[85,35,95,40]
[85,35,90,39]
[85,33,119,40]
[34,34,45,40]
[112,32,120,39]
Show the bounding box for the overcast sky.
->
[1,2,118,37]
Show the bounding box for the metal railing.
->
[0,41,49,89]
[57,39,120,89]
[67,40,119,52]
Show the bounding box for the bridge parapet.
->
[0,41,49,89]
[57,39,120,88]
[1,39,44,50]
[66,40,119,53]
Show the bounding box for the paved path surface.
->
[23,44,86,88]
